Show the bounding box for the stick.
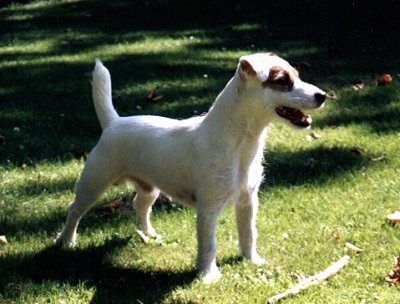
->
[267,255,350,304]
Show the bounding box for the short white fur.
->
[56,53,325,283]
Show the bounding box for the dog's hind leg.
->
[132,180,160,238]
[55,150,115,246]
[234,189,265,265]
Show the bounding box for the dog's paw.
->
[137,223,160,239]
[201,268,222,284]
[250,254,266,265]
[243,251,266,265]
[146,227,160,239]
[136,229,162,244]
[54,232,76,247]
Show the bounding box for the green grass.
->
[1,1,400,303]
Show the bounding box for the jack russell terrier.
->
[56,52,326,283]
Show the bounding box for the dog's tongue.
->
[275,106,312,128]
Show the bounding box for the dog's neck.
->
[202,73,272,148]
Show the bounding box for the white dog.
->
[56,53,325,283]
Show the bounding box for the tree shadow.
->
[262,145,370,189]
[3,0,398,165]
[0,237,197,303]
[318,85,400,134]
[1,1,399,301]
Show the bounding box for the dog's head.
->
[237,52,326,129]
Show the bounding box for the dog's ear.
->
[238,59,257,80]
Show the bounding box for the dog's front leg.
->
[196,205,224,284]
[235,189,265,265]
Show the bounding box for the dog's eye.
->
[263,67,295,91]
[273,75,293,87]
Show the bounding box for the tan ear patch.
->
[239,59,257,79]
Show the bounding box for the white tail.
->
[92,59,119,130]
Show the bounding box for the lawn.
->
[1,1,400,303]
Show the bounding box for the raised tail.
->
[92,59,119,130]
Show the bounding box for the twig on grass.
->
[267,255,350,304]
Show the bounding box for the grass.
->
[1,0,400,303]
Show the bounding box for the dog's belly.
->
[170,188,197,206]
[127,169,198,207]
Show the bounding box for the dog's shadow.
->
[1,237,196,303]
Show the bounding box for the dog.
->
[56,52,326,283]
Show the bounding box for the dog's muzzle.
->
[275,92,326,129]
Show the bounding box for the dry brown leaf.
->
[0,235,8,245]
[344,242,363,255]
[98,198,124,214]
[326,91,338,99]
[378,74,392,86]
[147,89,163,102]
[385,256,400,285]
[371,155,385,162]
[351,83,365,91]
[351,146,365,155]
[386,211,400,226]
[306,132,321,141]
[331,232,341,242]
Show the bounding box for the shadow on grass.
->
[263,145,370,188]
[0,208,67,237]
[2,0,398,166]
[318,85,400,134]
[0,0,319,165]
[0,237,197,303]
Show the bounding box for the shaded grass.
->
[1,0,400,303]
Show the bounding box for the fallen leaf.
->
[351,83,364,91]
[378,74,392,86]
[385,256,400,285]
[344,242,363,255]
[147,89,163,102]
[0,235,8,245]
[98,198,124,214]
[386,211,400,226]
[351,146,365,155]
[371,155,385,162]
[306,132,321,141]
[326,91,338,100]
[331,232,341,242]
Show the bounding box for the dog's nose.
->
[314,92,326,106]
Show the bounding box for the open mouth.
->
[275,106,312,128]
